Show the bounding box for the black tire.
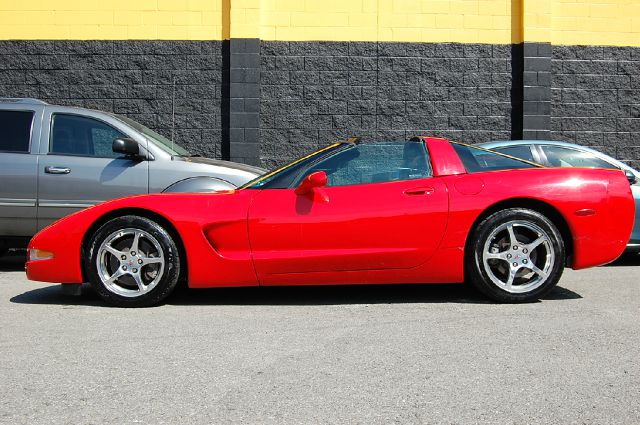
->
[466,208,565,303]
[86,215,181,307]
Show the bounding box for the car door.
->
[37,110,149,230]
[0,107,41,238]
[248,141,449,283]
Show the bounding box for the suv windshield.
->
[115,115,191,157]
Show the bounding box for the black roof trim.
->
[0,98,48,105]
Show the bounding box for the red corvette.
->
[26,137,635,307]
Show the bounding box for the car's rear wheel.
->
[87,215,181,307]
[467,208,565,302]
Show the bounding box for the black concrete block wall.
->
[2,40,639,169]
[226,38,261,166]
[522,42,552,140]
[260,41,515,167]
[0,40,223,158]
[551,45,640,168]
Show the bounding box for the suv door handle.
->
[45,166,71,175]
[404,186,434,195]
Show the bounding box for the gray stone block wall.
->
[2,40,639,169]
[551,45,640,168]
[522,42,552,140]
[260,41,515,168]
[0,40,223,158]
[227,38,261,166]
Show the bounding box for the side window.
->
[452,143,535,173]
[0,110,34,153]
[540,145,618,169]
[494,145,536,163]
[297,141,432,187]
[50,114,125,158]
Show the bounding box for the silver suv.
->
[0,98,265,254]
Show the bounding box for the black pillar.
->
[521,42,552,140]
[222,38,261,166]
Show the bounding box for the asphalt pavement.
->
[1,251,639,424]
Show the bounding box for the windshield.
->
[241,143,346,189]
[115,115,191,157]
[291,140,431,187]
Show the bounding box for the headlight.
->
[29,249,54,261]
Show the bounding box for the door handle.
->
[404,187,435,196]
[45,166,71,175]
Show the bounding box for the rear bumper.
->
[572,174,635,269]
[625,243,640,253]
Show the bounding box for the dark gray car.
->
[0,98,265,253]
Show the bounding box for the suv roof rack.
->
[0,98,48,105]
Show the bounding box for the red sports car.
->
[26,137,635,307]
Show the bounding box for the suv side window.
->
[50,114,125,158]
[0,110,34,153]
[295,141,432,187]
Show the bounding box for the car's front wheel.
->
[467,208,565,302]
[87,215,181,307]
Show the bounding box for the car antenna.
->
[171,75,176,154]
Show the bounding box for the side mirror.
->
[295,171,327,196]
[113,138,141,158]
[625,170,638,185]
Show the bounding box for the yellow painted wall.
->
[0,0,520,43]
[550,0,640,47]
[0,0,639,47]
[260,0,520,44]
[227,0,261,38]
[0,0,225,40]
[260,0,640,46]
[522,0,551,43]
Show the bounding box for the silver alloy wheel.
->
[96,228,165,298]
[482,220,555,294]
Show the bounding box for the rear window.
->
[0,110,34,153]
[452,143,537,173]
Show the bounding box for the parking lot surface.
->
[1,252,639,424]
